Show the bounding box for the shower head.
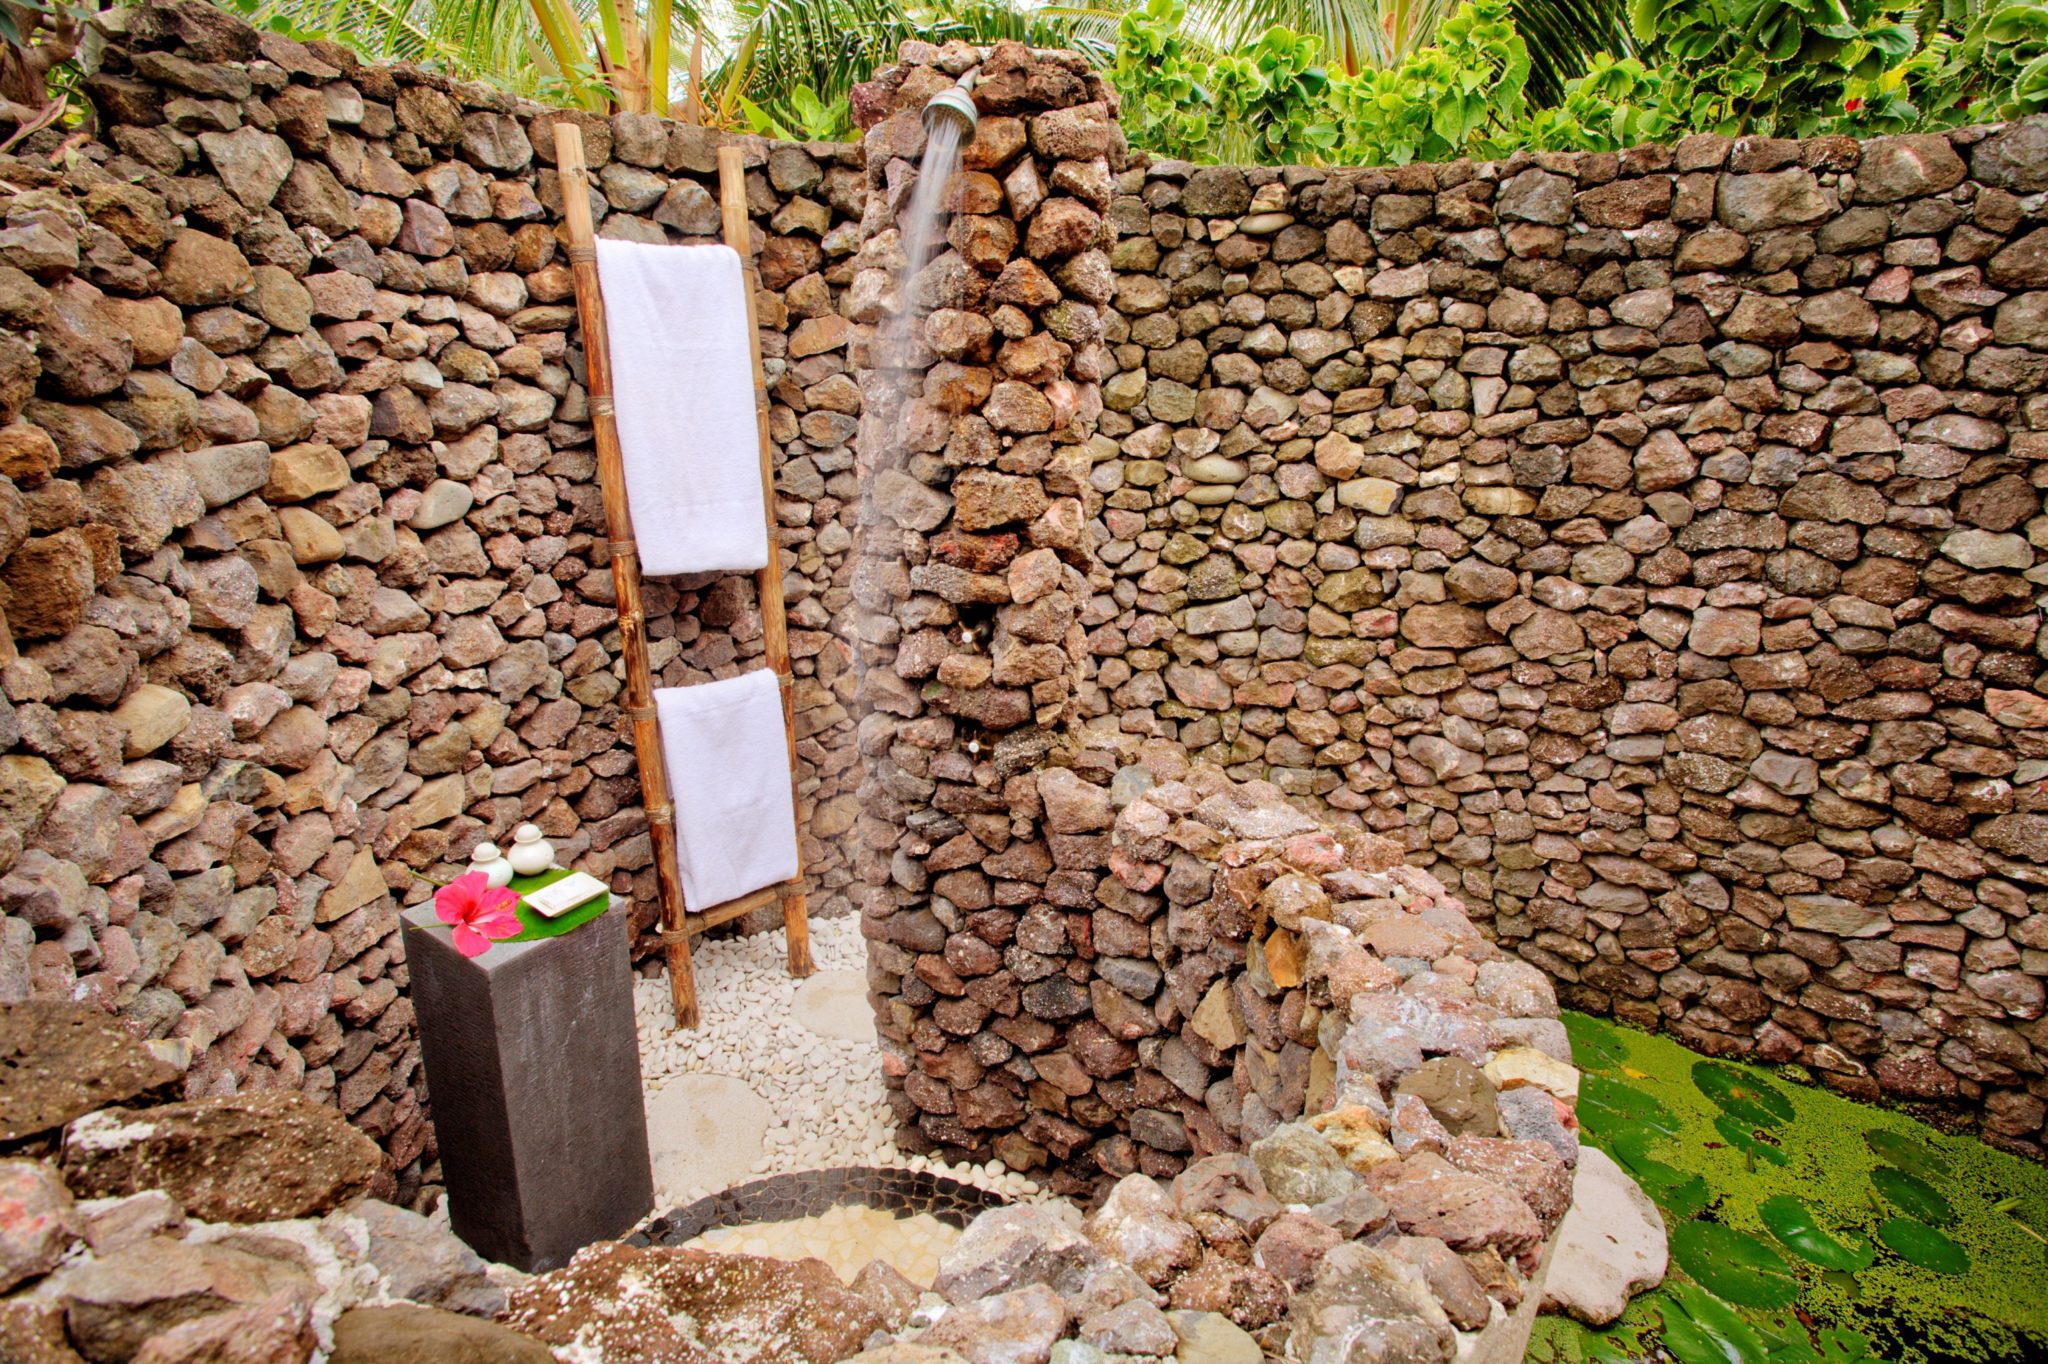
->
[922,68,980,137]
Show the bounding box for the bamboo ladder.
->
[554,124,815,1029]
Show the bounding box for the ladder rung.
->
[683,879,801,934]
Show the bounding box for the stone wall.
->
[845,42,1125,1186]
[1080,130,2048,1157]
[0,0,867,1192]
[8,0,2048,1200]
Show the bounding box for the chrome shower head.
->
[922,68,980,137]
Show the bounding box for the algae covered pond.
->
[1530,1013,2048,1364]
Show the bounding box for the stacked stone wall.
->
[0,0,867,1193]
[8,0,2048,1198]
[1081,128,2048,1158]
[845,42,1116,1189]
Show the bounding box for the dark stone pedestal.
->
[404,900,653,1271]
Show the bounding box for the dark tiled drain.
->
[633,1166,1012,1246]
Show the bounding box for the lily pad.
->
[1814,1327,1882,1363]
[1752,1313,1880,1364]
[1693,1060,1796,1127]
[1758,1195,1875,1270]
[1752,1311,1824,1364]
[1670,1220,1800,1308]
[1876,1217,1969,1274]
[1610,1128,1711,1221]
[1657,1283,1769,1364]
[1714,1112,1790,1166]
[1871,1166,1954,1226]
[1580,1073,1679,1139]
[1864,1127,1946,1175]
[1563,1013,1632,1073]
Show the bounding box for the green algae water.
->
[1529,1013,2048,1364]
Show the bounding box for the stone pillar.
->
[846,41,1119,1188]
[404,901,653,1270]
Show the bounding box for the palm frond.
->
[1179,0,1439,72]
[235,0,712,104]
[1175,0,1626,95]
[711,0,914,110]
[1513,0,1634,101]
[712,0,1130,127]
[234,0,453,64]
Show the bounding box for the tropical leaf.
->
[1876,1216,1970,1273]
[232,0,713,108]
[1669,1221,1801,1308]
[1814,1326,1883,1363]
[1757,1194,1876,1270]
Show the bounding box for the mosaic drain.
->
[635,1166,1013,1246]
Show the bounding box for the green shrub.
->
[1107,0,2045,165]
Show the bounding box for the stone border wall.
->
[0,0,868,1195]
[1079,131,2048,1157]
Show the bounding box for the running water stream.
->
[881,115,965,369]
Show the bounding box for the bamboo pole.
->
[552,122,701,1028]
[718,144,815,981]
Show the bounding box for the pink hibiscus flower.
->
[435,872,521,957]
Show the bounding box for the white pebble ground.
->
[633,914,1066,1219]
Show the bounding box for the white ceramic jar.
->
[507,823,556,876]
[468,841,515,889]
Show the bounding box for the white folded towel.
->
[593,238,768,576]
[654,670,800,910]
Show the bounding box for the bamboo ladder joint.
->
[552,124,813,1030]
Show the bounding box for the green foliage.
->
[1920,0,2048,119]
[1521,53,1684,148]
[1611,1126,1715,1219]
[1113,0,1532,166]
[1323,0,1532,163]
[1864,1127,1945,1173]
[1695,1059,1797,1127]
[739,82,855,139]
[1630,0,1907,129]
[226,0,1113,125]
[1580,1072,1680,1135]
[1110,0,1225,160]
[1109,0,2022,162]
[1514,0,1638,101]
[1210,25,1333,163]
[1657,1281,1773,1363]
[1715,1111,1791,1166]
[717,0,1117,126]
[1112,0,1352,164]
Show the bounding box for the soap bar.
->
[523,871,607,918]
